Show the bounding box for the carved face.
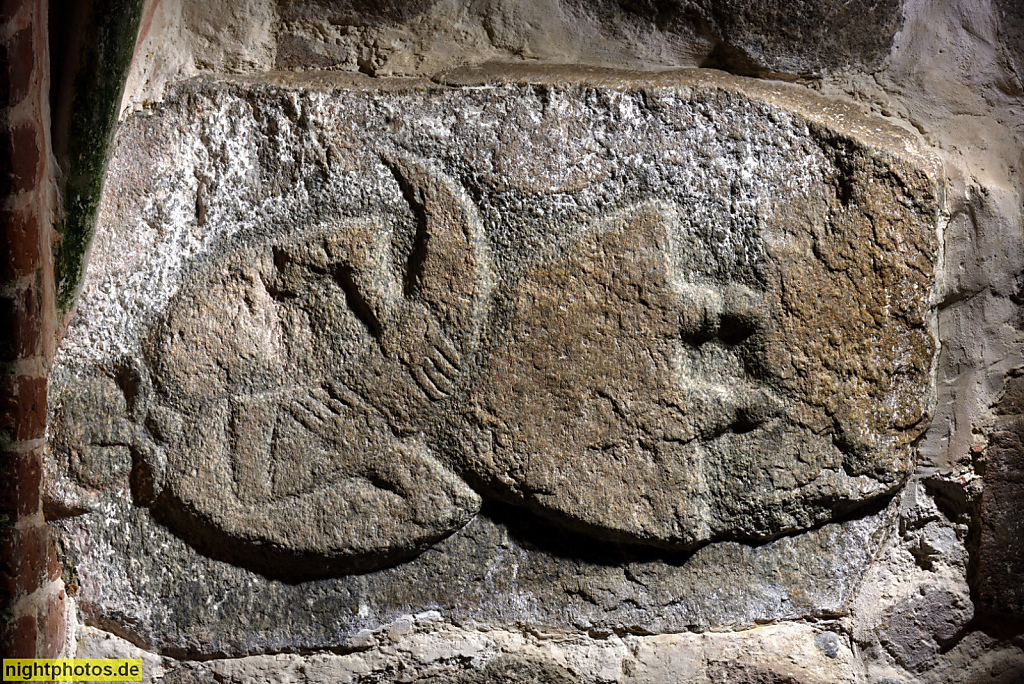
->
[53,143,934,575]
[136,162,934,565]
[46,79,939,586]
[464,197,934,549]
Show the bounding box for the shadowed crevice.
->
[334,262,384,339]
[382,156,431,299]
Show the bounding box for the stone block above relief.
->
[561,0,905,74]
[274,0,904,76]
[46,68,939,650]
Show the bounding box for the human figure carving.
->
[139,153,490,575]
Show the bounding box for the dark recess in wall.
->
[48,0,143,313]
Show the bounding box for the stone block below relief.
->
[53,499,897,656]
[46,67,938,647]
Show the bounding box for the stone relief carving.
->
[48,77,938,582]
[461,192,933,549]
[129,153,491,574]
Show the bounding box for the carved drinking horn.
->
[138,153,490,579]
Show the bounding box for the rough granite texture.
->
[46,69,938,660]
[41,0,1024,679]
[52,496,895,655]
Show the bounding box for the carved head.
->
[464,192,934,549]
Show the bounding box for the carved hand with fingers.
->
[378,300,463,400]
[327,152,488,404]
[287,382,365,438]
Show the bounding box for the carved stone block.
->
[566,0,905,74]
[47,67,938,649]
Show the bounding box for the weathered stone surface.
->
[879,584,974,672]
[79,621,861,683]
[54,497,895,655]
[47,67,937,652]
[461,185,931,548]
[277,0,440,27]
[268,0,903,77]
[996,0,1024,82]
[685,0,905,75]
[78,0,1024,679]
[975,373,1024,617]
[139,151,488,575]
[417,656,575,684]
[922,631,1024,684]
[562,0,904,75]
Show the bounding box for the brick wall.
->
[0,0,65,659]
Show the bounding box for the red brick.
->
[0,523,49,596]
[0,446,40,519]
[0,283,44,360]
[11,123,40,188]
[1,613,37,657]
[0,568,13,606]
[0,121,41,195]
[0,531,10,577]
[42,590,65,657]
[0,447,16,518]
[0,373,47,441]
[0,27,34,108]
[15,448,40,517]
[0,292,18,359]
[0,38,11,108]
[0,206,42,280]
[0,524,14,568]
[19,525,48,594]
[20,374,46,440]
[0,377,13,444]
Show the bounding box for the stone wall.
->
[36,0,1024,681]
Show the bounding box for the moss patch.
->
[52,0,144,311]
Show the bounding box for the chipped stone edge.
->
[74,613,862,684]
[211,63,942,175]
